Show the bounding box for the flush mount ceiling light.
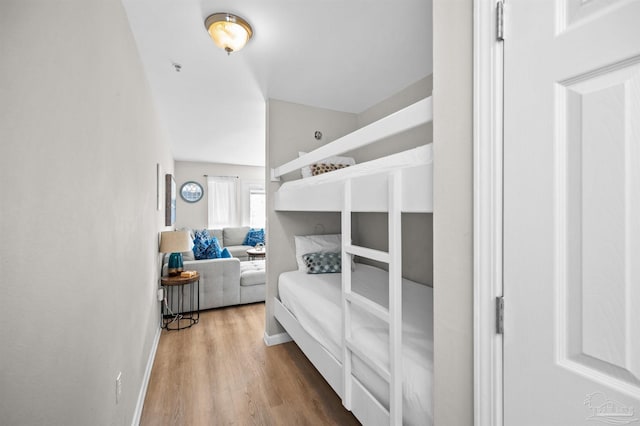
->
[204,13,253,55]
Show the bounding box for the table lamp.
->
[159,231,193,276]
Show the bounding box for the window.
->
[249,188,265,228]
[207,176,238,228]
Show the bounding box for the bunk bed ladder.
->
[341,171,403,425]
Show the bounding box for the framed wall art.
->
[156,163,162,211]
[165,174,176,226]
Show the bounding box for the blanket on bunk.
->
[278,263,433,426]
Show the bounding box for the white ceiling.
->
[122,0,433,167]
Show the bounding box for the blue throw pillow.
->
[243,228,265,246]
[204,236,223,259]
[220,247,232,258]
[192,230,223,260]
[192,229,212,260]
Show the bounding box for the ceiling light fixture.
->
[204,13,253,55]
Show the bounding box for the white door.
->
[503,0,640,424]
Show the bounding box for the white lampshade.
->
[205,13,253,54]
[159,231,193,253]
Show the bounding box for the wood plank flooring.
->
[140,303,360,425]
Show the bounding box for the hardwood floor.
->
[140,303,359,425]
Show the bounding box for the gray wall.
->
[0,1,174,424]
[352,213,433,286]
[433,0,474,424]
[354,75,434,163]
[174,161,265,230]
[265,99,358,336]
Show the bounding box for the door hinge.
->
[496,296,504,334]
[496,1,504,41]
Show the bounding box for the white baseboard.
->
[263,331,292,346]
[131,325,161,426]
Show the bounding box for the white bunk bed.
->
[271,97,433,425]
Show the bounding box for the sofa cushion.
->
[208,229,223,243]
[223,226,250,246]
[240,260,266,287]
[240,284,265,304]
[226,245,253,259]
[181,250,195,261]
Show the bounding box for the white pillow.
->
[294,234,341,271]
[298,152,356,178]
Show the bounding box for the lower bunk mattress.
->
[278,263,433,426]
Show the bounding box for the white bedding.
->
[278,264,433,426]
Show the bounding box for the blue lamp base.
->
[167,252,184,276]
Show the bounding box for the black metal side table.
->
[161,273,200,330]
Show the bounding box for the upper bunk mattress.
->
[278,263,433,426]
[273,144,433,213]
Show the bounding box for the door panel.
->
[561,63,640,382]
[561,0,636,34]
[503,0,640,424]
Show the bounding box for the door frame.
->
[473,1,504,425]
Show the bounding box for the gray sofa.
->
[164,258,265,310]
[163,226,265,310]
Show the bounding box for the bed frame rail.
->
[273,297,391,426]
[271,97,433,181]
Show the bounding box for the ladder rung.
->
[345,339,391,382]
[345,291,389,322]
[345,244,390,263]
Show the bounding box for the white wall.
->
[433,0,474,424]
[174,161,265,230]
[265,99,358,336]
[0,1,173,424]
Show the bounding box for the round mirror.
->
[180,181,204,203]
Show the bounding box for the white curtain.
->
[207,176,238,228]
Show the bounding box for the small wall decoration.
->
[180,181,204,203]
[165,174,176,226]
